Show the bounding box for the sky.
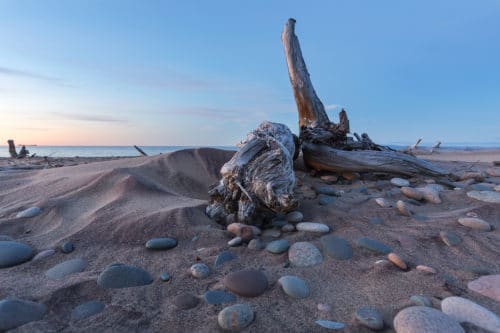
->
[0,0,499,146]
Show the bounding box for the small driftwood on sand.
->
[7,140,29,159]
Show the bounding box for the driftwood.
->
[207,121,297,225]
[281,19,448,177]
[7,140,28,159]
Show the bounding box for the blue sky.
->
[0,0,499,146]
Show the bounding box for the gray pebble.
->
[410,295,433,307]
[215,250,236,267]
[16,207,41,218]
[228,237,242,247]
[313,186,340,196]
[97,263,153,288]
[71,301,105,321]
[354,237,391,254]
[457,217,491,231]
[204,290,236,305]
[296,222,329,233]
[281,224,295,232]
[61,241,74,254]
[288,242,323,267]
[0,241,34,268]
[394,306,464,333]
[467,190,500,203]
[0,298,46,331]
[33,249,56,261]
[391,177,410,187]
[271,220,288,228]
[266,239,290,254]
[315,320,345,330]
[190,263,209,279]
[286,211,303,223]
[218,304,254,331]
[46,258,87,280]
[355,306,384,330]
[145,237,177,250]
[173,293,199,310]
[320,235,353,260]
[318,194,335,205]
[278,275,309,299]
[441,296,500,333]
[439,231,461,246]
[247,239,264,250]
[160,272,171,281]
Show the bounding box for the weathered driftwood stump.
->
[7,140,18,158]
[207,121,298,225]
[282,18,448,178]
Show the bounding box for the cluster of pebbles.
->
[1,166,499,331]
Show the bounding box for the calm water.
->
[0,145,236,158]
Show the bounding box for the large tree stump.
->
[281,19,448,178]
[207,121,298,225]
[7,140,18,158]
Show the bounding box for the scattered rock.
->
[223,270,268,297]
[460,172,484,181]
[396,200,412,216]
[45,258,87,280]
[61,241,74,254]
[315,320,345,330]
[354,237,391,254]
[468,274,500,302]
[173,293,199,310]
[228,237,242,247]
[391,177,410,187]
[97,263,153,288]
[286,211,303,223]
[342,171,359,181]
[16,207,41,218]
[278,275,309,299]
[215,250,236,267]
[218,304,254,331]
[32,249,55,261]
[288,242,323,267]
[419,185,442,204]
[470,183,495,191]
[320,235,353,260]
[0,298,46,331]
[281,224,295,232]
[416,265,437,274]
[441,296,500,333]
[355,306,384,330]
[247,239,264,250]
[439,231,462,246]
[410,295,432,307]
[387,253,407,270]
[457,217,491,231]
[160,272,171,281]
[296,222,329,233]
[0,241,34,268]
[318,194,335,205]
[374,197,391,208]
[71,301,105,321]
[313,186,340,196]
[320,175,338,184]
[227,223,261,237]
[190,263,210,279]
[145,237,177,250]
[393,306,464,333]
[271,220,288,228]
[204,290,236,305]
[266,239,290,254]
[401,187,423,200]
[467,190,500,203]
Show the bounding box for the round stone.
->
[16,207,41,218]
[97,263,153,288]
[32,249,55,261]
[145,237,177,250]
[320,175,338,184]
[271,220,288,228]
[410,295,432,307]
[354,237,391,254]
[355,306,384,330]
[288,242,323,267]
[320,235,353,260]
[394,306,464,333]
[281,224,295,232]
[247,239,264,250]
[228,237,242,247]
[313,186,340,196]
[71,301,105,321]
[190,263,210,279]
[401,187,423,200]
[286,211,303,223]
[387,253,407,270]
[61,241,74,254]
[396,200,412,216]
[457,217,491,231]
[278,275,309,299]
[467,190,500,203]
[160,272,171,281]
[318,194,335,205]
[215,250,236,267]
[173,293,199,310]
[0,241,34,268]
[375,198,391,208]
[315,320,345,330]
[223,270,268,297]
[204,290,236,305]
[391,177,410,187]
[296,222,329,233]
[46,258,87,280]
[416,265,437,274]
[468,274,500,302]
[266,239,290,254]
[419,186,442,204]
[439,231,462,246]
[218,304,254,331]
[441,296,500,332]
[0,298,46,331]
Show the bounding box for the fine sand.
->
[0,148,499,332]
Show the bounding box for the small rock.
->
[16,207,41,218]
[419,186,442,204]
[315,320,345,330]
[288,242,323,267]
[32,249,55,261]
[46,258,87,280]
[228,237,242,247]
[441,296,500,333]
[374,259,391,268]
[394,306,464,333]
[204,290,236,305]
[467,190,500,203]
[460,172,484,181]
[355,306,384,330]
[218,304,254,331]
[97,263,153,288]
[470,183,495,191]
[320,235,353,260]
[160,272,171,281]
[439,231,462,246]
[313,186,340,196]
[391,177,410,187]
[145,237,177,250]
[271,220,287,228]
[401,187,423,200]
[396,200,412,216]
[173,293,199,310]
[71,301,105,321]
[387,253,407,270]
[320,175,338,184]
[410,295,433,307]
[215,250,236,267]
[227,223,261,237]
[317,303,332,312]
[223,270,268,297]
[247,239,264,250]
[468,274,500,302]
[296,222,329,233]
[354,237,391,254]
[286,211,303,223]
[190,263,209,278]
[374,197,391,208]
[342,171,359,181]
[0,298,46,331]
[457,217,491,231]
[266,239,290,254]
[318,194,335,205]
[0,241,34,268]
[277,275,309,299]
[281,224,295,232]
[416,265,437,274]
[61,241,74,254]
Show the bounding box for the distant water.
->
[0,145,236,158]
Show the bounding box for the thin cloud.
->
[16,127,50,131]
[0,66,70,86]
[51,112,127,123]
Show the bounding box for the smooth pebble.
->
[61,241,74,254]
[71,301,105,321]
[32,249,55,261]
[0,241,34,268]
[391,177,410,187]
[46,258,87,280]
[315,320,345,330]
[457,217,491,231]
[441,296,500,333]
[218,304,254,331]
[355,306,384,330]
[468,274,500,302]
[354,237,391,254]
[467,190,500,203]
[0,298,46,331]
[145,237,177,250]
[320,235,353,260]
[97,263,153,288]
[223,270,268,297]
[215,250,236,267]
[288,242,323,267]
[190,263,210,279]
[439,231,462,246]
[393,306,464,333]
[173,293,199,310]
[278,275,309,299]
[16,207,41,218]
[387,253,407,270]
[286,211,303,223]
[266,239,290,254]
[296,222,329,233]
[204,290,236,305]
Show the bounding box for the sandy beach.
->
[0,148,499,332]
